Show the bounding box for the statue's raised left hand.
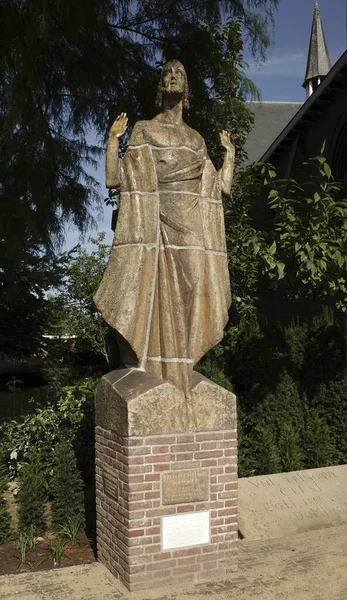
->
[219,130,235,153]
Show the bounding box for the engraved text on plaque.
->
[162,469,209,505]
[103,465,118,501]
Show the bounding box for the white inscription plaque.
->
[162,511,210,550]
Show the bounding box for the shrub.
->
[251,425,281,476]
[0,454,12,544]
[278,424,303,472]
[51,441,85,532]
[302,408,340,468]
[17,452,46,535]
[0,382,95,486]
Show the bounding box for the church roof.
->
[244,102,303,165]
[261,49,347,164]
[303,0,331,87]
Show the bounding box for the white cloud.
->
[247,52,307,77]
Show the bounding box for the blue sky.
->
[64,0,347,251]
[246,0,346,102]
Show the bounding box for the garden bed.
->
[0,530,95,576]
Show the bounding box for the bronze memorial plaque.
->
[103,465,118,501]
[162,470,209,505]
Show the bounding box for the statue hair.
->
[155,60,189,111]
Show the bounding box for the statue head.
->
[155,60,189,111]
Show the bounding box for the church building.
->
[245,0,347,192]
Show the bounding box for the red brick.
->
[175,434,195,443]
[170,460,200,470]
[194,450,223,459]
[196,432,224,441]
[144,473,160,482]
[129,483,153,492]
[151,445,170,453]
[145,526,160,535]
[223,431,237,440]
[171,443,200,452]
[174,452,194,461]
[144,491,160,500]
[128,445,152,456]
[129,465,153,474]
[177,555,197,565]
[127,492,144,502]
[177,504,194,513]
[153,463,170,472]
[144,545,162,554]
[129,529,144,537]
[217,475,237,483]
[127,438,144,447]
[173,546,202,557]
[144,453,175,464]
[145,436,176,445]
[146,559,176,572]
[225,466,237,474]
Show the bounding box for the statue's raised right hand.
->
[109,112,128,138]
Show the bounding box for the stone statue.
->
[94,60,234,395]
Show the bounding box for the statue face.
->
[161,62,186,95]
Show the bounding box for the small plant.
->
[50,537,66,567]
[16,534,28,567]
[51,441,85,532]
[23,525,38,550]
[59,515,83,546]
[17,451,46,535]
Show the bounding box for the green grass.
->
[0,387,50,422]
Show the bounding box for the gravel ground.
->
[1,524,347,600]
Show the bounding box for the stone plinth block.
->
[95,368,238,592]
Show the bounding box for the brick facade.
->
[95,426,238,591]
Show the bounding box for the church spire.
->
[303,0,331,98]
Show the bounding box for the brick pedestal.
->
[95,368,237,592]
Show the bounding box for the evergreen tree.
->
[17,452,46,535]
[302,409,340,469]
[252,425,281,475]
[314,377,347,463]
[51,441,85,531]
[278,424,303,472]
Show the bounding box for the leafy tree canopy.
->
[1,0,279,355]
[1,0,279,254]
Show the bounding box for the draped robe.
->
[94,115,231,394]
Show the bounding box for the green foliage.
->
[1,0,278,354]
[225,166,264,327]
[278,424,303,472]
[50,537,66,567]
[0,468,13,545]
[16,534,28,567]
[251,425,281,476]
[51,441,85,532]
[195,358,234,392]
[313,377,347,464]
[59,515,84,546]
[229,316,347,477]
[22,525,39,550]
[0,382,95,485]
[302,408,339,469]
[47,233,112,366]
[260,154,347,313]
[17,452,46,535]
